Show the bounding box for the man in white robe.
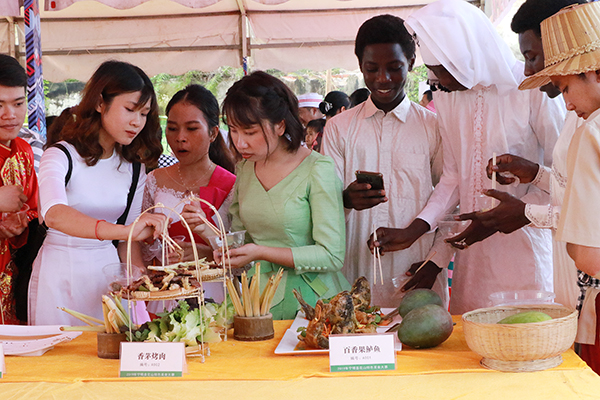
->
[386,0,566,314]
[322,15,446,308]
[460,0,585,311]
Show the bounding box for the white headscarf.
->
[405,0,522,95]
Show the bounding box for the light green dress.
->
[230,151,350,320]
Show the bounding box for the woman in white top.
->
[28,61,167,325]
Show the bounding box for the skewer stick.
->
[372,224,377,284]
[60,325,106,332]
[413,251,438,275]
[491,152,497,208]
[59,307,104,326]
[392,251,438,296]
[372,225,383,285]
[193,210,222,238]
[377,247,383,285]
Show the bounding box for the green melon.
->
[398,304,453,349]
[497,311,552,324]
[398,288,443,318]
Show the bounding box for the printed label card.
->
[329,333,396,372]
[119,342,186,377]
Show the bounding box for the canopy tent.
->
[0,0,488,82]
[1,0,514,135]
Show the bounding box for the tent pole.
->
[6,17,15,58]
[24,0,46,137]
[236,0,249,75]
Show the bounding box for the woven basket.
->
[462,304,577,372]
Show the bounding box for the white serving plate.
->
[0,325,82,356]
[274,308,402,355]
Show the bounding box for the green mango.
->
[398,288,443,318]
[398,304,453,349]
[497,311,552,324]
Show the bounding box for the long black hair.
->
[61,60,162,167]
[166,84,235,173]
[222,71,304,156]
[319,91,350,118]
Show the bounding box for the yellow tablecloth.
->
[2,317,600,399]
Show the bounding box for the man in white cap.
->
[297,93,324,127]
[373,0,564,314]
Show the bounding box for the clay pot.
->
[234,313,274,341]
[97,332,127,359]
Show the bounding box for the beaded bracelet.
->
[95,219,106,241]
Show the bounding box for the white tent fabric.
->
[46,0,220,9]
[0,1,20,17]
[7,0,432,81]
[0,20,10,55]
[0,0,512,82]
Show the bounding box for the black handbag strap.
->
[40,143,74,230]
[112,161,141,248]
[50,143,141,248]
[53,143,73,185]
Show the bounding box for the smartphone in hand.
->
[355,170,384,191]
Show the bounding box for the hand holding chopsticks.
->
[393,251,437,296]
[491,152,497,208]
[180,201,222,238]
[372,224,384,285]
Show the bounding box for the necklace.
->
[170,162,215,192]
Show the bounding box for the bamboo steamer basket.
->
[462,304,577,372]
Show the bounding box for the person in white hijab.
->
[372,0,565,314]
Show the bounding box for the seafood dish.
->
[293,277,393,350]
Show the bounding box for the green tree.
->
[406,65,429,103]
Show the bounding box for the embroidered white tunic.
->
[416,86,564,314]
[525,111,582,310]
[407,0,564,313]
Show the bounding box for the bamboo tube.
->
[107,309,120,333]
[253,264,261,315]
[226,278,244,316]
[260,276,275,316]
[265,269,284,313]
[241,273,252,317]
[102,302,112,333]
[248,276,257,317]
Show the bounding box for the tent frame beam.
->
[29,4,425,23]
[27,39,356,57]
